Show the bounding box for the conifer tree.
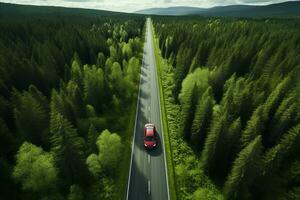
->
[240,105,265,148]
[50,112,87,188]
[66,81,85,118]
[201,105,227,177]
[173,46,193,99]
[224,136,263,200]
[257,124,300,199]
[83,65,105,113]
[180,84,198,140]
[96,52,106,69]
[71,60,83,89]
[14,92,48,146]
[190,87,215,150]
[87,124,98,154]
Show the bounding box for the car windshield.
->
[145,136,154,141]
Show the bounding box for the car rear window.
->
[145,136,154,141]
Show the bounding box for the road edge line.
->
[125,20,146,200]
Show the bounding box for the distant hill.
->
[0,2,127,17]
[135,1,300,17]
[136,6,205,16]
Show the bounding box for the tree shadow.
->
[141,68,148,77]
[128,159,150,200]
[140,88,149,100]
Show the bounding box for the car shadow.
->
[147,132,162,157]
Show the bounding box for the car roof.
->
[145,128,154,137]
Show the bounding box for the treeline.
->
[154,17,300,199]
[0,14,144,200]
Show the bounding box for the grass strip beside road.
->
[150,19,177,200]
[115,101,138,200]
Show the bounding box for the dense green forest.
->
[153,17,300,200]
[0,10,144,200]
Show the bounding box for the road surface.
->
[126,18,169,200]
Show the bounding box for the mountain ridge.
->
[135,1,300,17]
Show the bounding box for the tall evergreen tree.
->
[50,112,88,189]
[201,105,227,178]
[180,84,199,140]
[14,91,48,146]
[224,136,263,200]
[240,105,266,148]
[190,87,215,150]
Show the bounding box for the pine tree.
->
[267,94,299,147]
[83,65,105,113]
[254,125,300,199]
[263,124,300,177]
[224,136,263,200]
[201,105,227,177]
[50,89,76,124]
[87,124,98,154]
[180,84,198,140]
[122,43,132,60]
[96,52,106,69]
[173,46,193,99]
[66,81,85,119]
[240,105,266,148]
[50,112,88,188]
[224,118,242,178]
[70,60,83,89]
[190,87,215,150]
[14,91,48,146]
[263,75,292,119]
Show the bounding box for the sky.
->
[1,0,297,12]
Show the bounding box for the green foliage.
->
[200,105,227,178]
[96,129,123,172]
[153,17,300,199]
[224,136,263,200]
[50,112,87,187]
[87,124,98,154]
[240,105,266,148]
[86,153,102,176]
[13,142,57,192]
[83,65,105,113]
[0,8,144,200]
[192,188,224,200]
[68,185,84,200]
[190,87,215,149]
[13,88,48,146]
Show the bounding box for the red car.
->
[144,123,157,149]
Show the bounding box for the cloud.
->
[0,0,296,12]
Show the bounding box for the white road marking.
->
[148,106,150,111]
[148,154,150,164]
[150,18,170,200]
[148,180,151,195]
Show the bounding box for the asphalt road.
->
[126,18,169,200]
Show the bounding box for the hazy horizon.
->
[1,0,299,12]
